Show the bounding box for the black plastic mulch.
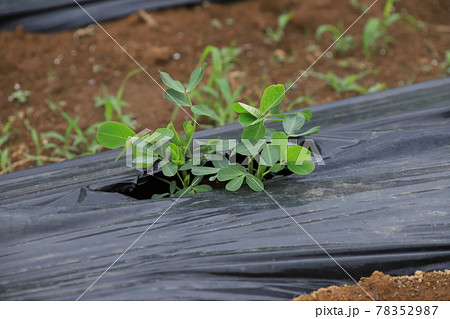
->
[0,77,449,300]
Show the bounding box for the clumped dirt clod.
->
[294,270,450,301]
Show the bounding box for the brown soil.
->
[1,0,449,172]
[294,270,450,301]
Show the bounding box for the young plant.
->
[24,120,45,166]
[316,20,358,54]
[173,44,243,127]
[0,119,14,174]
[42,111,101,159]
[94,69,141,130]
[0,148,11,174]
[9,89,30,103]
[96,66,321,198]
[45,94,67,113]
[285,93,315,111]
[349,0,368,12]
[309,70,385,96]
[98,64,210,197]
[363,0,416,59]
[440,50,450,77]
[265,12,294,45]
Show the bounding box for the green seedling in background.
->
[177,44,243,127]
[363,0,416,59]
[24,120,45,166]
[94,69,141,130]
[10,89,30,103]
[0,119,15,174]
[440,51,450,77]
[42,110,101,159]
[45,94,67,113]
[349,0,368,12]
[0,148,11,173]
[97,65,320,198]
[316,20,358,54]
[285,93,315,111]
[309,70,386,95]
[21,97,103,167]
[265,12,294,45]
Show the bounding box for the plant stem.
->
[256,164,267,180]
[155,176,173,186]
[185,94,198,158]
[262,169,273,178]
[248,155,254,175]
[177,171,186,188]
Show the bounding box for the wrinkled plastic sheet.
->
[0,78,449,300]
[0,0,235,32]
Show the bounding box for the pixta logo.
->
[126,129,324,174]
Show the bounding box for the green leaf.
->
[217,167,244,181]
[242,122,266,140]
[225,175,245,191]
[316,24,337,40]
[245,174,264,192]
[236,140,265,156]
[152,193,170,199]
[163,89,190,107]
[212,155,230,169]
[42,131,64,142]
[287,146,311,164]
[270,163,285,173]
[290,126,321,137]
[174,187,194,197]
[238,113,262,127]
[287,160,315,175]
[271,131,288,163]
[233,102,263,118]
[260,144,280,166]
[232,163,247,174]
[300,109,313,121]
[264,128,276,139]
[159,71,185,93]
[271,132,287,141]
[384,0,395,18]
[282,113,305,135]
[162,161,178,177]
[179,160,193,171]
[191,176,203,187]
[278,12,293,30]
[145,128,174,143]
[192,166,220,176]
[168,143,185,166]
[183,121,195,144]
[363,18,381,57]
[216,77,233,106]
[169,180,177,194]
[191,105,216,118]
[96,121,136,149]
[193,185,212,193]
[186,63,206,92]
[167,122,187,147]
[260,84,285,113]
